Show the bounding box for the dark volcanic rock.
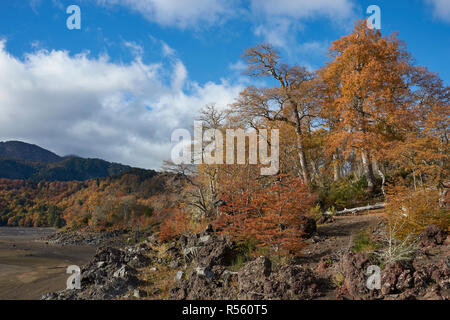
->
[41,244,151,300]
[43,228,151,247]
[237,256,272,299]
[299,216,317,239]
[381,261,413,295]
[419,224,446,247]
[180,230,235,268]
[170,255,321,300]
[238,257,321,300]
[170,268,236,300]
[169,229,239,300]
[335,250,449,300]
[317,214,335,225]
[337,251,372,299]
[169,225,323,300]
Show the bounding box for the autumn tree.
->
[215,175,315,257]
[386,70,449,189]
[384,184,449,240]
[162,104,227,219]
[320,21,422,192]
[158,207,190,242]
[229,44,320,184]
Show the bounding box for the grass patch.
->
[351,230,380,253]
[332,272,345,288]
[228,238,258,271]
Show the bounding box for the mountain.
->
[0,141,133,181]
[0,141,61,163]
[32,156,133,181]
[0,141,183,228]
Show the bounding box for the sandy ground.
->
[0,227,95,300]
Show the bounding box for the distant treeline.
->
[0,169,185,228]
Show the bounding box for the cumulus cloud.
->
[95,0,355,39]
[250,0,355,57]
[96,0,235,29]
[425,0,450,22]
[250,0,354,20]
[94,0,353,63]
[0,40,243,169]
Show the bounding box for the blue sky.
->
[0,0,449,169]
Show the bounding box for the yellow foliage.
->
[385,185,449,239]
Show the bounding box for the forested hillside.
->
[0,169,185,228]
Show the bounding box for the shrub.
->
[385,185,449,239]
[215,175,315,258]
[158,208,190,242]
[374,221,418,266]
[351,230,380,253]
[318,176,371,210]
[229,238,257,271]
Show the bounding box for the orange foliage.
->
[158,208,190,242]
[385,184,450,239]
[215,175,315,257]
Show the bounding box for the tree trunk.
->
[373,160,386,195]
[288,98,311,185]
[333,152,342,181]
[310,159,321,184]
[361,150,376,192]
[325,203,385,216]
[295,130,311,184]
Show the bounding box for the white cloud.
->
[123,41,144,57]
[97,0,355,32]
[425,0,450,22]
[296,40,330,54]
[29,0,42,14]
[250,0,355,54]
[161,41,175,57]
[96,0,235,29]
[250,0,354,20]
[95,0,353,63]
[254,18,294,49]
[229,60,246,72]
[51,0,64,10]
[0,40,243,169]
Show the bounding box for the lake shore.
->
[0,227,96,300]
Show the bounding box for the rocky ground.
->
[41,212,449,300]
[43,228,151,247]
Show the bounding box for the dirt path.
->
[296,211,384,299]
[299,211,383,268]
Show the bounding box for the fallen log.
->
[325,203,385,216]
